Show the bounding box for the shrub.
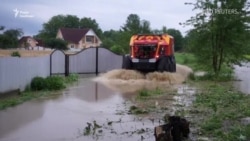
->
[44,38,68,50]
[65,73,79,83]
[11,51,21,57]
[45,76,65,90]
[139,89,150,97]
[31,77,46,91]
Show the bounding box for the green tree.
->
[167,28,184,51]
[0,28,23,49]
[110,14,153,54]
[122,14,141,34]
[162,26,168,34]
[37,15,80,40]
[0,26,4,31]
[79,17,103,38]
[102,30,120,49]
[140,20,151,34]
[152,26,168,34]
[44,38,68,50]
[122,14,152,34]
[36,15,104,42]
[184,0,250,75]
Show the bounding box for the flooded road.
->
[234,63,250,94]
[0,65,194,141]
[0,78,158,141]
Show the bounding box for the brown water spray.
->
[93,64,193,93]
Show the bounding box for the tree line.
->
[1,0,250,76]
[0,14,185,52]
[184,0,250,75]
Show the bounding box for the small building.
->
[18,36,38,50]
[18,36,48,50]
[56,28,102,50]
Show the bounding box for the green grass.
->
[244,55,250,61]
[175,52,200,71]
[192,82,250,141]
[0,91,50,110]
[0,74,79,110]
[137,87,163,98]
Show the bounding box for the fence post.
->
[95,47,99,75]
[50,52,52,76]
[65,55,69,76]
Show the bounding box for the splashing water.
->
[93,64,193,93]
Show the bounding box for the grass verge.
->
[175,52,200,71]
[191,81,250,141]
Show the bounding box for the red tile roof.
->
[59,28,90,44]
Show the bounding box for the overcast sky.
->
[0,0,196,36]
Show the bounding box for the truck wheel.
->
[169,56,176,72]
[122,56,132,69]
[173,63,176,72]
[172,56,176,72]
[157,57,168,72]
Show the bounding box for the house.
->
[56,28,102,49]
[18,36,50,50]
[18,36,38,49]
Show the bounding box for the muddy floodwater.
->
[234,63,250,94]
[0,65,194,141]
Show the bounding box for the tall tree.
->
[37,15,80,40]
[140,20,151,34]
[122,14,141,34]
[36,15,104,41]
[184,0,250,75]
[102,29,120,49]
[167,28,184,51]
[0,26,4,31]
[152,26,168,34]
[79,17,103,38]
[162,26,168,34]
[3,29,23,39]
[0,28,23,49]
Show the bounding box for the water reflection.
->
[0,101,45,138]
[0,78,156,141]
[63,80,114,102]
[234,63,250,94]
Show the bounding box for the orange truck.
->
[122,34,176,72]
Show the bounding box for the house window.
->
[86,36,94,43]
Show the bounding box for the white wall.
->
[0,56,50,93]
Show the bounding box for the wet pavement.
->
[0,77,160,141]
[0,67,197,141]
[234,63,250,94]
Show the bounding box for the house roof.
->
[59,28,90,44]
[35,39,44,46]
[18,36,33,44]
